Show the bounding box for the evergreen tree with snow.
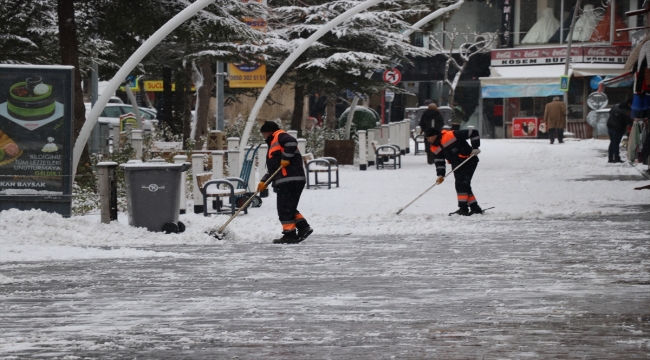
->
[267,0,440,133]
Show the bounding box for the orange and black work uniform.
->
[430,129,481,210]
[261,130,310,235]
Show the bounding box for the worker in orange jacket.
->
[258,121,313,244]
[425,127,483,216]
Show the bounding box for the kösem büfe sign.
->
[491,46,630,66]
[0,65,74,216]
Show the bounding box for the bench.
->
[303,153,339,189]
[371,141,401,169]
[196,172,248,216]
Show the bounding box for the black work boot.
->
[297,226,313,241]
[272,231,302,244]
[470,204,483,215]
[450,208,471,216]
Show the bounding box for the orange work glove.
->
[280,159,290,168]
[436,176,444,185]
[257,182,267,192]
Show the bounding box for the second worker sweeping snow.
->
[424,127,483,216]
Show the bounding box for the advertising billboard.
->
[512,117,539,138]
[229,0,267,88]
[0,65,74,216]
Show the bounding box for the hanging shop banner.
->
[0,65,74,216]
[512,117,539,138]
[143,81,195,92]
[491,47,583,66]
[491,46,630,67]
[582,47,631,64]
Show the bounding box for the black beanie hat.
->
[260,121,280,133]
[424,127,440,137]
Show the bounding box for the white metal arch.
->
[73,0,216,174]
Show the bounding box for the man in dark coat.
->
[606,99,632,163]
[419,100,444,132]
[419,100,444,165]
[425,127,482,216]
[258,121,313,244]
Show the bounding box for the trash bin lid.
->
[121,162,189,171]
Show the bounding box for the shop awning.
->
[480,65,568,98]
[571,64,627,77]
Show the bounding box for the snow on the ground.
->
[1,139,648,263]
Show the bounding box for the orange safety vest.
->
[268,129,288,176]
[429,130,469,159]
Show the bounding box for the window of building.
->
[514,0,638,46]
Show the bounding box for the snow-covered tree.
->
[0,0,58,64]
[428,27,499,106]
[268,0,439,133]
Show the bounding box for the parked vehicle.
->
[108,96,124,104]
[84,103,158,130]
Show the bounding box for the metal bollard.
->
[228,150,241,178]
[97,162,118,224]
[174,155,188,214]
[227,137,239,151]
[211,151,225,179]
[191,154,205,214]
[257,144,268,182]
[381,124,389,145]
[297,138,306,155]
[131,130,143,159]
[367,128,375,166]
[358,130,367,171]
[400,121,407,155]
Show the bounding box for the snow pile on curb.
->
[1,139,648,262]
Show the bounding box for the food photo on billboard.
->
[0,65,74,216]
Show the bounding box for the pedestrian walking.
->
[419,100,444,165]
[606,99,632,163]
[424,127,483,216]
[257,121,313,244]
[544,96,566,144]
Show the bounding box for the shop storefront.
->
[480,45,632,138]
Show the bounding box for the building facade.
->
[396,0,639,138]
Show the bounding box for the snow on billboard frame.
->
[0,65,74,217]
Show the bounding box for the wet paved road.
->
[1,211,649,359]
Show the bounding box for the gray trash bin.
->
[122,161,191,233]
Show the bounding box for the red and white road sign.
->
[383,68,402,85]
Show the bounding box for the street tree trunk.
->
[324,97,337,130]
[182,61,193,146]
[162,67,174,131]
[193,58,214,150]
[57,0,88,172]
[291,85,305,138]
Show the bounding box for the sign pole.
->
[563,0,581,124]
[381,91,385,124]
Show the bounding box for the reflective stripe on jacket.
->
[429,129,480,177]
